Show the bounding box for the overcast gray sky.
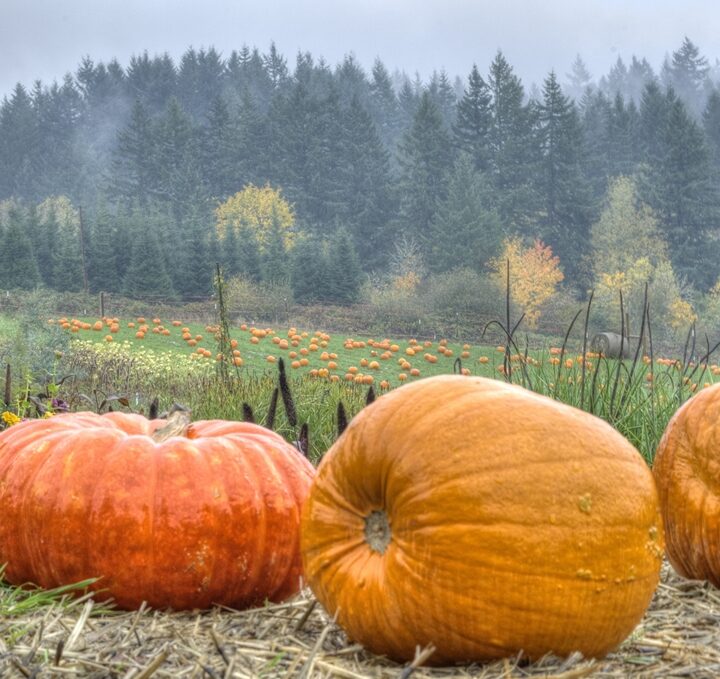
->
[2,0,720,99]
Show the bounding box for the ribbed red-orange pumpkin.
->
[301,376,663,664]
[0,411,314,610]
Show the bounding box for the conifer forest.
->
[2,38,720,336]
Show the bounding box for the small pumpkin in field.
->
[653,382,720,585]
[0,411,314,611]
[301,375,663,664]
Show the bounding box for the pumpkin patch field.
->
[2,312,720,676]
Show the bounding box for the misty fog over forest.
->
[2,36,720,340]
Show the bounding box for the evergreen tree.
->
[536,71,594,285]
[427,153,502,273]
[326,227,363,304]
[225,46,273,110]
[201,95,241,198]
[335,54,369,105]
[236,89,269,184]
[0,207,41,289]
[602,57,629,100]
[153,97,205,221]
[487,51,538,231]
[236,223,263,282]
[427,70,457,129]
[267,83,344,228]
[113,204,135,283]
[122,217,175,298]
[703,88,720,170]
[33,77,85,201]
[397,91,452,236]
[290,234,327,304]
[125,51,177,115]
[638,81,670,166]
[454,64,493,172]
[182,218,212,297]
[264,42,289,90]
[176,47,225,120]
[109,99,156,204]
[29,204,56,287]
[368,58,401,149]
[262,209,289,283]
[51,222,84,292]
[579,90,611,200]
[564,55,593,102]
[221,223,241,277]
[0,85,39,200]
[665,37,710,116]
[397,79,419,129]
[605,93,639,177]
[86,200,120,292]
[626,56,656,103]
[335,97,393,268]
[643,95,720,289]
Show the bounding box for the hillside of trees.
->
[2,37,720,337]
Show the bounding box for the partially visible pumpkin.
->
[301,375,663,664]
[653,383,720,585]
[0,411,314,610]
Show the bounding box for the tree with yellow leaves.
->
[591,177,696,338]
[215,184,295,250]
[491,237,564,328]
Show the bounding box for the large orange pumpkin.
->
[0,411,314,610]
[301,375,663,664]
[653,383,720,585]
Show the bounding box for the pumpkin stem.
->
[364,510,391,554]
[152,410,191,442]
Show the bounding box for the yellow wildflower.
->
[1,411,21,426]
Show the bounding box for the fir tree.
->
[122,219,175,299]
[30,204,57,287]
[182,219,212,297]
[51,223,85,292]
[153,97,205,222]
[368,58,401,149]
[86,200,120,292]
[644,95,720,289]
[564,55,593,102]
[703,88,720,170]
[264,42,289,91]
[397,92,452,236]
[665,37,710,116]
[454,64,493,172]
[0,85,39,200]
[335,97,393,268]
[605,93,639,177]
[428,153,502,273]
[638,81,670,166]
[536,71,594,285]
[201,95,240,199]
[0,208,41,289]
[487,51,538,230]
[222,224,241,277]
[290,235,327,304]
[326,227,363,305]
[262,209,289,284]
[236,223,263,282]
[109,99,156,204]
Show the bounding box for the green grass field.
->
[39,313,711,460]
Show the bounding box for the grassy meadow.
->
[0,309,713,462]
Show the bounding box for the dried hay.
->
[2,561,720,678]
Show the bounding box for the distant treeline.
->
[2,38,720,301]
